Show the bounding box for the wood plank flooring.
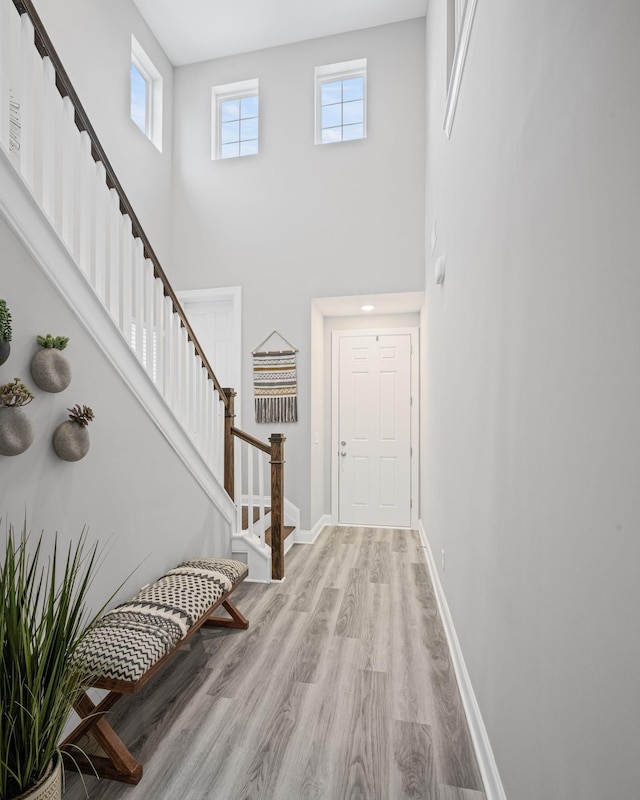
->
[63,526,486,800]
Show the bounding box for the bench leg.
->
[61,692,143,785]
[203,598,249,630]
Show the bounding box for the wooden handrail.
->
[231,427,272,456]
[11,0,228,407]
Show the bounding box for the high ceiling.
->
[130,0,427,66]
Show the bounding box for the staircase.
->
[0,0,296,581]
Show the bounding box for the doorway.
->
[177,287,242,421]
[332,327,418,528]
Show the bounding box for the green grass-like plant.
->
[36,334,69,350]
[0,521,102,799]
[0,300,11,342]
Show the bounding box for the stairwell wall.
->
[0,211,231,616]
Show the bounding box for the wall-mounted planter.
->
[53,405,94,462]
[0,299,12,366]
[0,406,35,456]
[31,335,71,393]
[0,340,10,366]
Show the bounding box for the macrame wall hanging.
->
[252,331,298,423]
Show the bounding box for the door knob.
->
[341,441,346,446]
[341,451,347,456]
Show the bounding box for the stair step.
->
[265,526,296,548]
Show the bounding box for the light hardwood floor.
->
[63,526,486,800]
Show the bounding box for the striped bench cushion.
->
[76,558,248,684]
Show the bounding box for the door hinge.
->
[410,498,413,509]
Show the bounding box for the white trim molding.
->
[296,514,331,545]
[444,0,479,138]
[418,520,507,800]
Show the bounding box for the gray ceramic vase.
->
[31,349,71,393]
[0,406,35,456]
[52,420,90,461]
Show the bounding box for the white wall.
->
[170,20,426,528]
[0,213,230,616]
[32,0,175,265]
[422,2,640,798]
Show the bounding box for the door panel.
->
[338,333,411,526]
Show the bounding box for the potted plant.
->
[52,404,95,462]
[0,299,11,366]
[0,520,102,799]
[31,335,71,393]
[0,378,35,456]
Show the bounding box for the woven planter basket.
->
[13,757,62,800]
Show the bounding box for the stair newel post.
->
[269,433,286,581]
[223,388,236,500]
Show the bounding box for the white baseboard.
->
[417,521,507,800]
[296,514,331,544]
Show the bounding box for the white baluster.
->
[178,325,190,425]
[171,312,182,421]
[107,189,121,321]
[235,438,242,534]
[163,296,175,404]
[197,366,207,458]
[0,0,10,151]
[77,131,93,276]
[211,388,220,480]
[40,56,56,218]
[258,451,266,547]
[18,13,34,188]
[143,259,155,380]
[132,238,145,363]
[60,96,75,249]
[218,394,225,480]
[247,445,254,539]
[187,340,196,437]
[93,161,107,301]
[154,279,165,389]
[206,380,213,468]
[119,215,132,342]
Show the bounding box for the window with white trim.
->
[212,79,259,160]
[130,36,163,151]
[315,59,367,145]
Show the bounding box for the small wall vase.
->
[0,406,35,456]
[31,348,71,393]
[52,420,90,462]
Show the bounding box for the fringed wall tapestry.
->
[253,331,298,423]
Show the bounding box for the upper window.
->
[315,59,367,145]
[130,36,163,151]
[212,79,259,160]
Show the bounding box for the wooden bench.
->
[61,557,249,784]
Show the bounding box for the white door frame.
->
[177,286,242,423]
[331,327,419,529]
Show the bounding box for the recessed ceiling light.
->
[361,304,375,312]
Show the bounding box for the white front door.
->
[338,333,412,527]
